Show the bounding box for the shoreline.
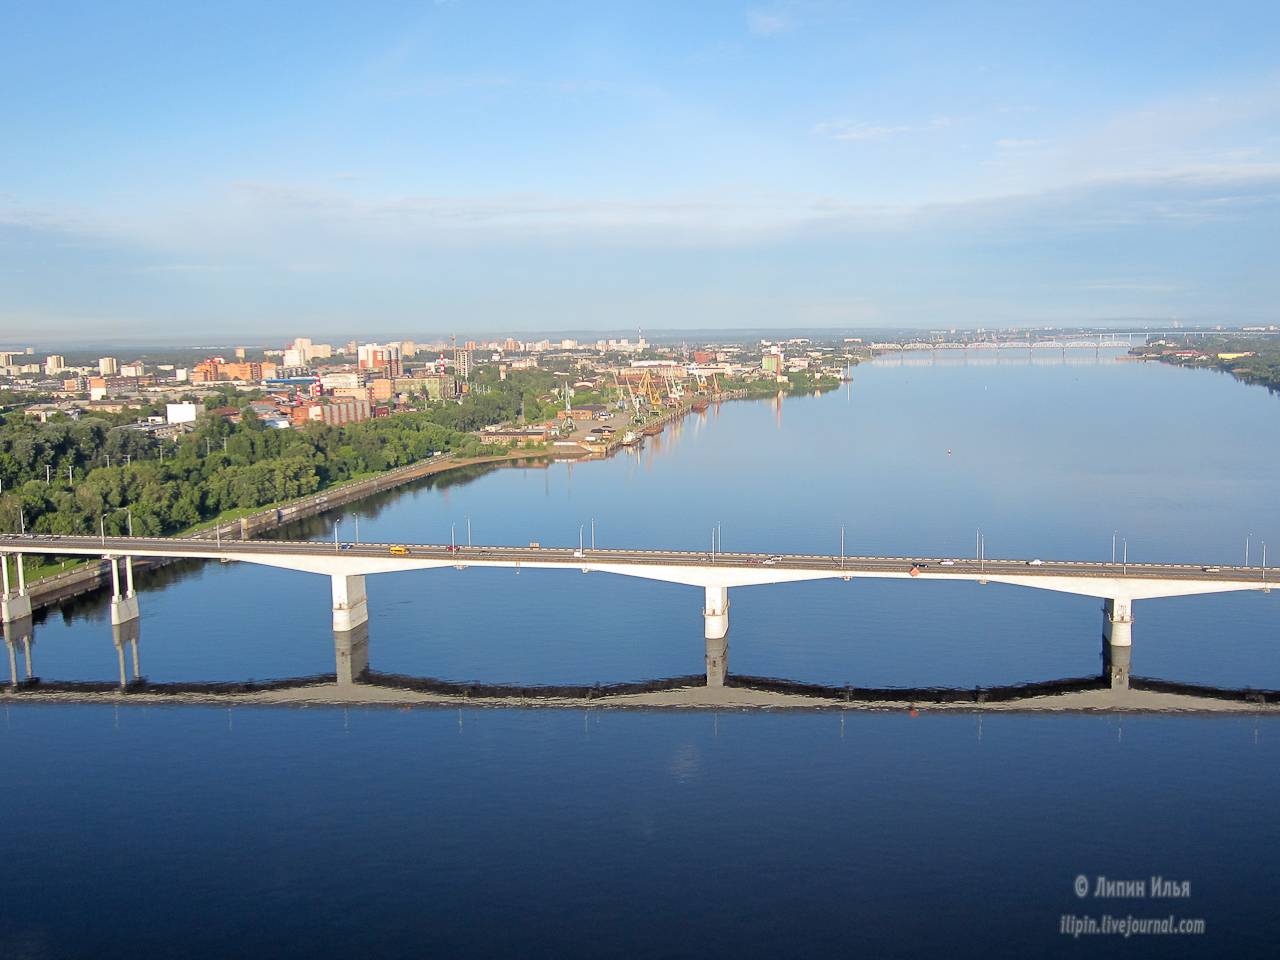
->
[17,392,742,614]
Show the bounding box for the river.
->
[2,350,1277,957]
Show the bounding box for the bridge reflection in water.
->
[4,615,1276,712]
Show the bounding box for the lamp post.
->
[1122,538,1127,576]
[100,514,106,547]
[334,520,340,553]
[841,524,845,569]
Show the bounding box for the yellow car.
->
[389,545,410,555]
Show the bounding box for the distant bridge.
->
[869,338,1135,356]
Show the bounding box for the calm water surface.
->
[3,353,1278,957]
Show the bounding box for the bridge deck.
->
[1,534,1269,589]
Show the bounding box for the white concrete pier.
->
[108,556,140,625]
[1,554,32,623]
[703,585,729,640]
[331,574,368,632]
[1103,598,1133,647]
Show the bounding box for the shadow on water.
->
[34,557,211,626]
[7,665,1278,707]
[269,458,549,542]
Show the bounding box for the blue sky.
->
[2,0,1278,341]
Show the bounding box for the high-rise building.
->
[98,357,119,376]
[357,343,403,377]
[43,355,65,375]
[454,348,472,380]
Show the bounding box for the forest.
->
[0,367,560,537]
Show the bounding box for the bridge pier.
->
[703,586,729,640]
[331,574,368,632]
[108,556,140,625]
[334,621,370,686]
[1,554,32,623]
[703,586,729,687]
[1102,598,1133,647]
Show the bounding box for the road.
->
[0,534,1269,586]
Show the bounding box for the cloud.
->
[997,139,1046,148]
[747,11,793,35]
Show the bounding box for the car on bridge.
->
[1028,559,1044,566]
[390,546,410,555]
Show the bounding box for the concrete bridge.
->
[0,535,1271,692]
[869,338,1135,357]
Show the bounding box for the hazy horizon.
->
[4,1,1278,339]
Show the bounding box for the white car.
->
[1027,559,1044,566]
[940,560,955,566]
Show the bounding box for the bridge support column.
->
[331,575,368,632]
[703,586,729,640]
[0,554,32,623]
[703,586,729,687]
[1102,598,1133,647]
[334,621,370,687]
[108,556,139,625]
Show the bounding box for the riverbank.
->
[16,393,720,612]
[17,449,549,613]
